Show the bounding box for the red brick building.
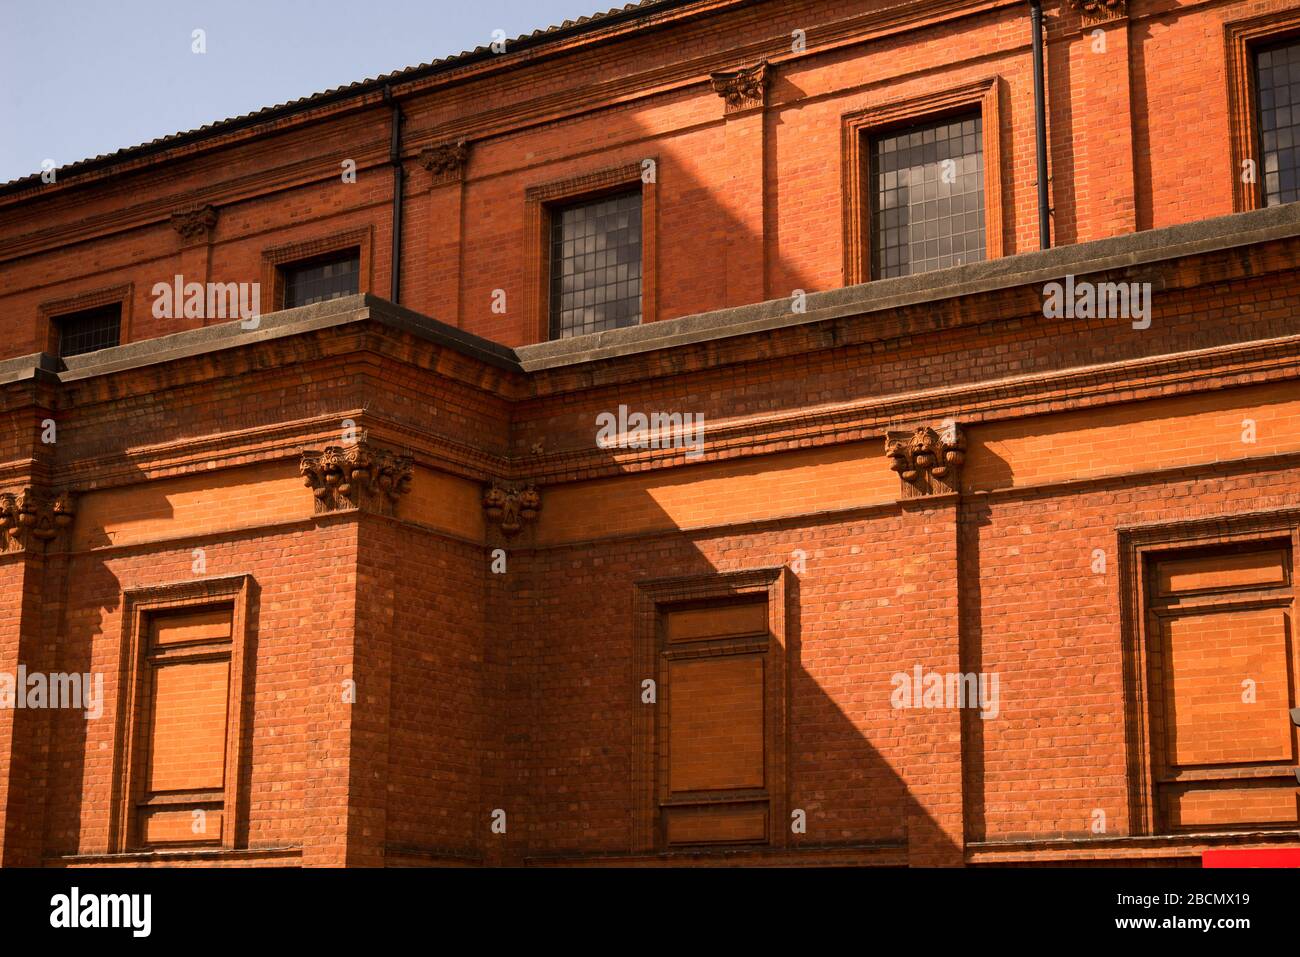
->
[1,0,1299,867]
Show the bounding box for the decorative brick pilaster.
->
[897,496,966,867]
[0,552,51,866]
[883,421,967,865]
[710,60,770,306]
[171,204,218,302]
[420,140,469,320]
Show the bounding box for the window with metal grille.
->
[1256,38,1300,206]
[282,250,360,308]
[869,113,984,279]
[56,303,121,357]
[549,189,642,339]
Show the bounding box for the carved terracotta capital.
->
[419,140,469,185]
[170,204,219,243]
[884,421,965,497]
[0,487,76,552]
[1070,0,1127,20]
[710,60,770,113]
[300,440,413,517]
[482,482,541,536]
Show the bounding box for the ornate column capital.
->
[710,60,770,113]
[1069,0,1127,22]
[885,421,966,498]
[0,487,76,552]
[170,204,219,244]
[482,482,541,536]
[300,440,413,517]
[419,139,469,186]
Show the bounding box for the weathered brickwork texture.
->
[1,0,1299,867]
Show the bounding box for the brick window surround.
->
[1119,511,1300,837]
[840,77,1003,285]
[632,567,789,852]
[38,283,132,357]
[110,575,255,853]
[259,226,373,315]
[1226,10,1300,212]
[524,159,658,343]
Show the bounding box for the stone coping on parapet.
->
[5,201,1298,389]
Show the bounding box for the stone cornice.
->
[12,204,1293,405]
[1,207,1298,493]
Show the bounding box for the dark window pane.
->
[283,250,360,308]
[869,113,985,279]
[549,189,642,339]
[1256,38,1300,207]
[57,303,121,357]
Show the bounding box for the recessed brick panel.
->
[1156,549,1288,595]
[1165,787,1299,829]
[140,808,224,845]
[664,804,768,845]
[668,656,765,794]
[664,602,767,644]
[146,659,230,793]
[1159,608,1293,768]
[151,608,233,647]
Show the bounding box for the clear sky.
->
[0,0,627,184]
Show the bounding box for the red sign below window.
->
[1203,848,1300,867]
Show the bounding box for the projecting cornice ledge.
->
[3,203,1298,393]
[39,293,519,387]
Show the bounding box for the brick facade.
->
[1,0,1299,867]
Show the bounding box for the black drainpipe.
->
[384,85,404,303]
[1029,0,1050,249]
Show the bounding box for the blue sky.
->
[0,0,623,184]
